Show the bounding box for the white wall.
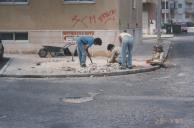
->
[3,29,142,56]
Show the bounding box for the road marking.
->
[177,73,186,77]
[155,117,184,125]
[152,76,170,80]
[102,95,194,102]
[0,115,7,119]
[175,81,190,85]
[62,92,99,104]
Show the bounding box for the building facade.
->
[171,0,194,23]
[143,0,194,35]
[162,0,194,24]
[142,0,156,34]
[0,0,142,55]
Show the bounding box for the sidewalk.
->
[0,39,171,78]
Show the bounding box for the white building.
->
[162,0,194,24]
[143,0,194,35]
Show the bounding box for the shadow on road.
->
[0,58,10,70]
[174,32,194,37]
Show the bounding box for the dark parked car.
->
[0,39,4,60]
[180,23,188,33]
[174,22,188,33]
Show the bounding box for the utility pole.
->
[164,0,167,24]
[156,0,162,44]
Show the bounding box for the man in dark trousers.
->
[76,36,102,67]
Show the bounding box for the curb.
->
[0,66,160,78]
[143,35,174,40]
[0,40,172,79]
[164,40,172,62]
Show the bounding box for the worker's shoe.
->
[127,65,134,69]
[127,66,133,69]
[81,63,86,67]
[119,65,127,70]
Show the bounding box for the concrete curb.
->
[164,40,172,62]
[143,34,174,40]
[0,65,160,78]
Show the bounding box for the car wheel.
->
[38,48,48,58]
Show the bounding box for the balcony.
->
[185,7,194,13]
[142,0,155,3]
[186,0,193,4]
[162,9,170,13]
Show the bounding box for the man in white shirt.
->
[118,30,134,69]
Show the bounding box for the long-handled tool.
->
[87,51,93,64]
[88,55,93,64]
[86,49,93,64]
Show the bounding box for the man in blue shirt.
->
[76,36,102,67]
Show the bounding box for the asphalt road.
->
[0,35,194,128]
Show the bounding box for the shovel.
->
[86,48,93,64]
[88,53,93,64]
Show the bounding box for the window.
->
[0,33,13,40]
[178,3,182,8]
[0,0,28,5]
[132,0,136,9]
[186,13,190,18]
[170,3,175,9]
[1,0,27,1]
[0,32,28,41]
[162,1,169,9]
[64,0,95,4]
[15,32,28,40]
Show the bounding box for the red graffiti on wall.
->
[71,9,116,27]
[72,15,88,27]
[89,15,96,24]
[98,9,116,24]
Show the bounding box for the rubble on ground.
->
[77,63,120,73]
[34,59,122,74]
[61,66,76,72]
[25,56,145,75]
